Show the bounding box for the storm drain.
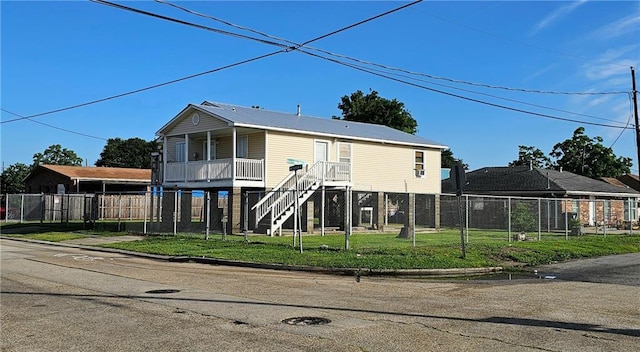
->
[282,317,331,326]
[145,289,181,294]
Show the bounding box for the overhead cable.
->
[157,0,628,96]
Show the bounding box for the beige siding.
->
[247,132,265,159]
[165,112,228,136]
[265,131,319,187]
[210,132,265,160]
[165,136,182,162]
[351,142,441,194]
[217,136,233,159]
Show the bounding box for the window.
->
[338,142,351,164]
[236,135,248,158]
[414,151,425,178]
[176,142,186,162]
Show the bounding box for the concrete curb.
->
[0,236,503,277]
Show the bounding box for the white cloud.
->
[584,59,634,81]
[530,0,588,36]
[591,14,640,40]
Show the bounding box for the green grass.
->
[3,223,639,270]
[11,232,89,242]
[97,230,640,270]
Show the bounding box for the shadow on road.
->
[3,290,638,338]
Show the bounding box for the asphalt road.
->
[1,239,639,352]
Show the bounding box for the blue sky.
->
[2,1,639,172]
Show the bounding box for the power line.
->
[1,51,282,124]
[299,49,634,130]
[157,0,628,96]
[1,108,107,140]
[151,1,633,129]
[2,0,421,125]
[336,59,631,127]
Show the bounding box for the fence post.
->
[465,194,469,243]
[40,194,44,224]
[205,191,210,240]
[565,199,569,240]
[143,191,148,234]
[538,198,541,241]
[20,194,24,223]
[173,191,178,236]
[629,198,633,236]
[507,197,512,242]
[117,194,122,232]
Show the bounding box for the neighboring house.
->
[601,174,640,191]
[156,101,447,234]
[24,164,151,194]
[442,165,640,227]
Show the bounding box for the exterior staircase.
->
[252,161,350,235]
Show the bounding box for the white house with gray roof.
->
[156,101,447,235]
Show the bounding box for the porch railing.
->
[164,158,263,183]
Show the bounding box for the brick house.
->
[442,166,640,227]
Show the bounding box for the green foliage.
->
[32,144,83,166]
[335,90,418,134]
[510,203,537,233]
[95,138,159,168]
[550,127,632,178]
[441,149,468,169]
[509,145,551,168]
[0,163,30,194]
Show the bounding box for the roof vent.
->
[232,107,236,112]
[297,104,301,116]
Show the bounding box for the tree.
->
[0,163,30,194]
[441,149,468,169]
[509,145,551,168]
[95,138,159,169]
[550,127,632,178]
[32,144,82,166]
[335,90,418,134]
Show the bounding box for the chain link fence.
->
[3,191,637,244]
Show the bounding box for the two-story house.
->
[155,101,447,235]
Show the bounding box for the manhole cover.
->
[145,289,180,294]
[282,317,331,326]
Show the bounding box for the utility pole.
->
[632,67,639,174]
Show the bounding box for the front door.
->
[315,140,329,163]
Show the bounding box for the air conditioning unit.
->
[415,169,425,177]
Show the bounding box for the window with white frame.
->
[176,142,186,162]
[338,142,352,164]
[236,135,248,158]
[414,150,425,178]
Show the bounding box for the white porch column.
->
[184,133,189,182]
[206,131,211,180]
[206,131,211,160]
[232,127,237,181]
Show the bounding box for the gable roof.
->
[157,101,447,149]
[442,166,640,197]
[26,165,151,183]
